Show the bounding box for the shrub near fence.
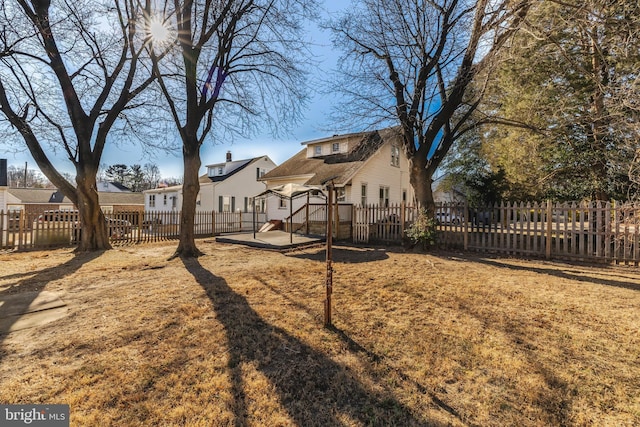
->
[352,201,640,266]
[0,210,246,251]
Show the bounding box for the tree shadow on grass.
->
[0,251,105,358]
[464,255,640,292]
[182,258,445,427]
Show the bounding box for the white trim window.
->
[314,145,322,156]
[379,186,390,207]
[391,145,400,167]
[361,183,367,206]
[149,194,156,208]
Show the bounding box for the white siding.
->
[349,141,413,206]
[144,188,182,213]
[198,182,214,211]
[0,187,6,211]
[210,156,276,213]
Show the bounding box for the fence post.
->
[306,196,310,235]
[212,211,216,236]
[546,200,552,259]
[463,201,468,251]
[400,201,406,241]
[18,209,25,250]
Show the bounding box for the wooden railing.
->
[0,210,246,251]
[284,203,352,238]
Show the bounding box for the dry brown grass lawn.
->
[0,240,639,426]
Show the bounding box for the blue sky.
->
[2,1,349,181]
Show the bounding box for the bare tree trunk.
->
[409,157,435,214]
[171,145,203,259]
[76,170,111,251]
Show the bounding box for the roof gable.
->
[206,157,266,183]
[261,128,401,186]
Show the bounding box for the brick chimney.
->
[226,151,232,162]
[0,159,7,187]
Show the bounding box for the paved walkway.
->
[215,230,324,250]
[0,291,67,334]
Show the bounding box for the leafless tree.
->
[6,163,51,187]
[145,0,317,258]
[0,0,155,250]
[329,0,531,212]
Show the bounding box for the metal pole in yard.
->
[325,183,334,327]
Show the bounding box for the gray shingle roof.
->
[261,128,401,186]
[8,188,143,205]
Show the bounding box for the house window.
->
[361,184,367,206]
[402,189,407,203]
[391,145,400,167]
[218,167,223,175]
[149,194,156,208]
[256,168,266,179]
[163,194,167,206]
[314,145,322,156]
[379,186,390,207]
[336,187,346,202]
[222,196,231,212]
[332,142,340,153]
[244,197,249,212]
[279,197,287,209]
[172,196,177,208]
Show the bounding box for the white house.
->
[143,152,277,214]
[259,128,415,221]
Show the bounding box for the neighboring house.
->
[144,184,182,213]
[0,187,6,213]
[96,180,132,192]
[259,127,415,221]
[6,188,144,217]
[143,152,277,214]
[433,178,467,204]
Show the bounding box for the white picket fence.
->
[0,210,263,251]
[5,201,640,265]
[353,201,640,265]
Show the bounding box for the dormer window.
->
[218,167,223,175]
[391,145,400,167]
[314,145,322,156]
[332,142,340,153]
